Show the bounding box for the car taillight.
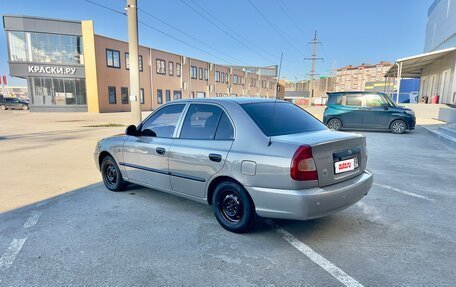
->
[290,145,318,181]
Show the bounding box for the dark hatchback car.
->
[0,97,29,110]
[323,92,416,134]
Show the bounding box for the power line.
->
[138,7,245,64]
[84,0,237,65]
[178,0,278,65]
[186,0,280,61]
[274,0,311,40]
[246,0,306,58]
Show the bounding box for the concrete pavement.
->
[1,112,455,285]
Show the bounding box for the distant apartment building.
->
[3,15,281,113]
[335,61,393,92]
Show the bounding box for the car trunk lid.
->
[272,130,367,187]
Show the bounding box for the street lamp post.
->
[127,0,142,124]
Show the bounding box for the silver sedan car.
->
[94,98,373,233]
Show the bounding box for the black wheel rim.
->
[104,161,117,187]
[218,190,243,224]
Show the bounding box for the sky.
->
[0,0,435,86]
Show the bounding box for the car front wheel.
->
[390,119,406,134]
[22,105,29,110]
[0,105,6,110]
[327,118,342,131]
[101,155,127,191]
[212,181,256,233]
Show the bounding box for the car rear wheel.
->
[0,105,6,110]
[390,119,406,134]
[212,181,256,233]
[327,118,342,131]
[101,155,127,191]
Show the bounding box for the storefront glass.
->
[30,77,86,106]
[8,31,84,64]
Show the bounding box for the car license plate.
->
[334,157,358,174]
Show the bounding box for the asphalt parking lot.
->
[1,111,456,286]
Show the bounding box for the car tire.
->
[22,105,29,111]
[390,119,406,134]
[327,118,342,131]
[212,181,256,233]
[101,155,127,191]
[0,105,6,110]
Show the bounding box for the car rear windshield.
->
[241,102,327,136]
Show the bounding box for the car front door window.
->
[141,104,185,138]
[365,94,386,107]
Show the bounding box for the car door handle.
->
[156,147,166,155]
[209,153,222,162]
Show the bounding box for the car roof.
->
[170,97,286,105]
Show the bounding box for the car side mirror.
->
[125,125,140,136]
[382,103,389,110]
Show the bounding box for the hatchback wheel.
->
[390,119,406,134]
[0,105,6,110]
[327,118,342,131]
[22,105,29,110]
[212,181,256,233]
[101,155,127,191]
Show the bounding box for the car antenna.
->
[269,52,283,147]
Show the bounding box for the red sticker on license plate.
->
[334,158,357,174]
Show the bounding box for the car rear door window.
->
[180,104,224,140]
[215,112,234,140]
[241,102,326,136]
[345,95,363,106]
[141,104,185,138]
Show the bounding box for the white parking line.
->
[0,238,27,271]
[373,183,432,201]
[268,221,364,287]
[23,212,41,229]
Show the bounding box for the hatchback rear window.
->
[241,102,327,136]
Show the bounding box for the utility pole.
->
[126,0,142,124]
[304,31,324,98]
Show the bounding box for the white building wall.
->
[419,51,456,103]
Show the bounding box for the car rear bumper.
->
[246,170,373,220]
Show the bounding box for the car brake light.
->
[291,145,318,181]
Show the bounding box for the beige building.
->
[335,61,393,92]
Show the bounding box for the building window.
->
[199,67,203,80]
[173,90,182,100]
[157,89,163,104]
[204,69,208,80]
[262,80,267,88]
[221,72,225,83]
[108,86,116,104]
[140,88,145,104]
[156,59,166,74]
[30,77,86,106]
[176,63,181,77]
[8,32,27,62]
[121,87,129,104]
[191,66,197,79]
[215,71,220,82]
[106,49,120,68]
[165,90,171,102]
[9,32,84,64]
[126,53,143,71]
[233,75,238,85]
[169,61,174,76]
